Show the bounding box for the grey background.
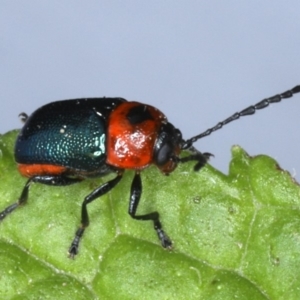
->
[1,2,300,178]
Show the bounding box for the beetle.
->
[0,85,299,258]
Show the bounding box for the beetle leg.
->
[0,175,80,221]
[180,146,213,171]
[128,172,172,249]
[68,172,123,258]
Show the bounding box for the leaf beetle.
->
[0,85,299,258]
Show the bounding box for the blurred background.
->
[1,2,300,178]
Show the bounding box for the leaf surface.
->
[0,130,300,299]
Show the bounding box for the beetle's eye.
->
[155,142,172,166]
[153,123,182,174]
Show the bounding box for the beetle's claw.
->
[157,228,172,249]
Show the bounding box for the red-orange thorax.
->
[106,102,167,169]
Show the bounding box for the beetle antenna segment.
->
[182,85,300,150]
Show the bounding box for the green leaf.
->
[1,130,300,299]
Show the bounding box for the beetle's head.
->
[153,121,213,174]
[153,122,183,174]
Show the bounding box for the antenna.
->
[182,85,300,149]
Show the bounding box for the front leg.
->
[128,172,172,248]
[179,146,213,171]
